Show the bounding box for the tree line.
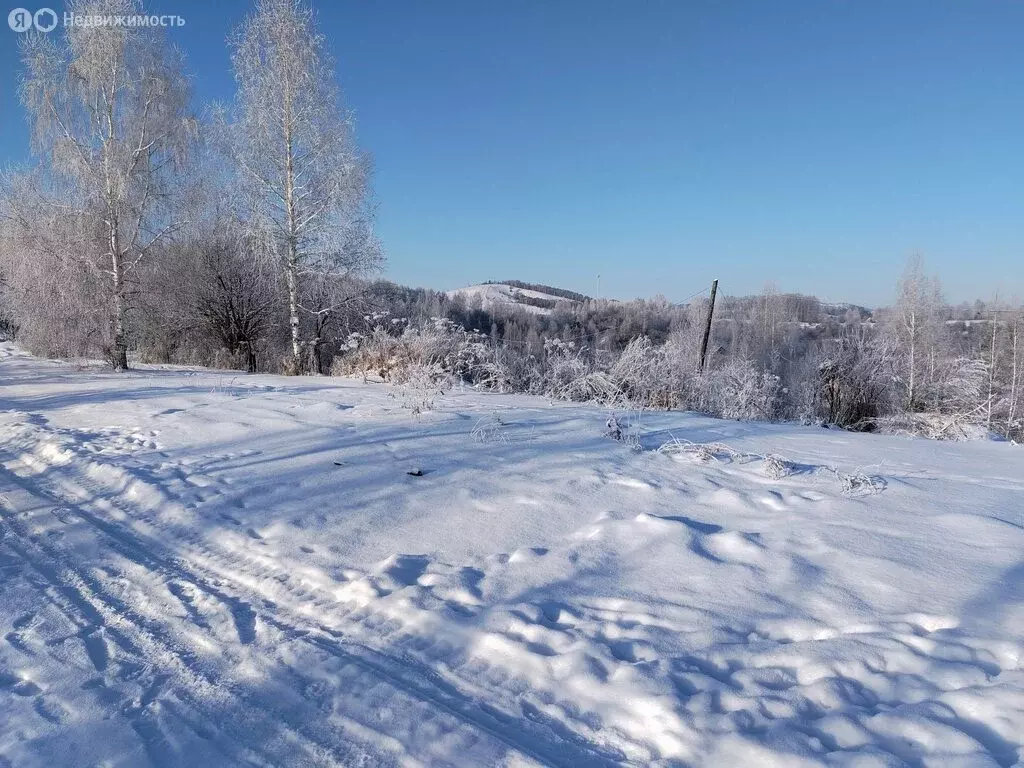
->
[333,262,1021,440]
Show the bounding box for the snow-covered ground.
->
[446,283,577,314]
[0,341,1021,767]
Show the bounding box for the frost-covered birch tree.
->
[891,254,942,411]
[227,0,381,373]
[18,0,194,369]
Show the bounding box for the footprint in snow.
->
[379,554,431,587]
[34,696,68,723]
[228,600,257,645]
[81,628,109,673]
[0,671,42,696]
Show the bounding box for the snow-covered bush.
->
[661,333,701,408]
[559,336,679,409]
[604,412,643,450]
[331,325,405,380]
[561,371,626,406]
[696,360,782,421]
[762,454,794,479]
[471,413,509,443]
[609,337,673,408]
[870,412,989,442]
[402,319,486,381]
[827,466,886,496]
[815,338,896,429]
[543,339,592,399]
[931,357,988,416]
[332,316,497,387]
[657,438,738,463]
[396,361,451,414]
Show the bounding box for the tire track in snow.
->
[14,468,622,766]
[0,476,400,768]
[1,433,628,767]
[0,508,243,766]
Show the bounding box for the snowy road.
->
[1,342,1022,766]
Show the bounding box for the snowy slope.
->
[0,341,1022,767]
[446,283,580,315]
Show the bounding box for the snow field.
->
[0,341,1022,766]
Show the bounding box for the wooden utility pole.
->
[698,279,719,373]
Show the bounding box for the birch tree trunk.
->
[110,221,128,370]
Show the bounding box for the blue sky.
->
[2,0,1023,306]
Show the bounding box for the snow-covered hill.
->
[447,282,586,315]
[0,341,1021,766]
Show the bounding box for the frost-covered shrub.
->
[871,412,991,442]
[826,466,886,496]
[471,413,509,443]
[543,339,592,399]
[815,338,896,429]
[862,357,991,440]
[332,316,498,386]
[331,325,405,380]
[661,334,701,408]
[657,438,738,463]
[556,336,782,419]
[762,454,794,479]
[485,343,543,395]
[931,357,988,416]
[391,358,450,388]
[396,361,451,414]
[473,357,515,393]
[609,337,673,408]
[604,412,643,450]
[696,360,782,421]
[402,319,485,380]
[0,227,110,360]
[561,371,626,405]
[559,336,679,408]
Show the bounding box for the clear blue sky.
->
[2,0,1023,306]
